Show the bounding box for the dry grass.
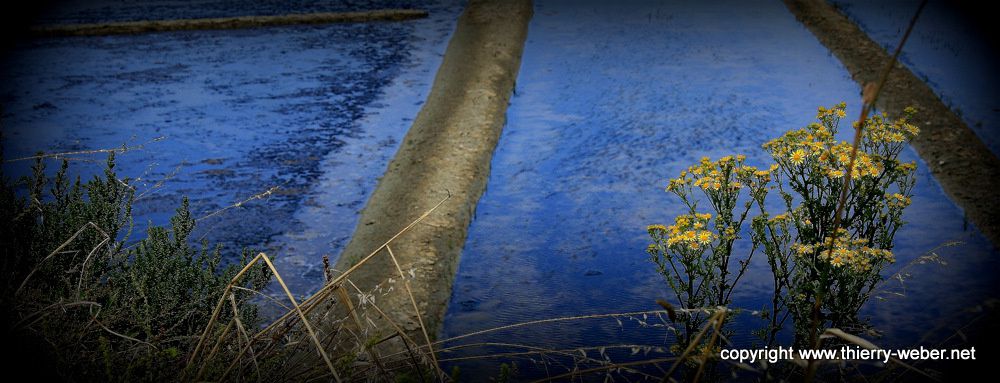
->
[182,190,745,381]
[182,195,451,382]
[3,136,166,163]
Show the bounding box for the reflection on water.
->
[440,0,998,379]
[1,0,461,297]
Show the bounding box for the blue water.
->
[440,0,998,379]
[832,0,1000,156]
[1,0,461,296]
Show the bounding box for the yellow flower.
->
[866,164,880,177]
[790,149,806,165]
[882,250,896,263]
[835,109,846,118]
[886,193,912,208]
[666,178,685,192]
[793,243,814,256]
[831,256,844,267]
[697,231,712,244]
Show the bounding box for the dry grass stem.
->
[3,136,166,163]
[16,222,109,296]
[386,245,443,381]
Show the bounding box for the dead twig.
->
[4,136,166,163]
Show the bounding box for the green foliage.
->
[1,152,270,381]
[497,363,515,383]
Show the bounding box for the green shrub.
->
[1,151,270,381]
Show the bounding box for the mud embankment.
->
[785,0,1000,246]
[330,0,532,341]
[30,9,428,37]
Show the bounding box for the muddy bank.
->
[30,9,427,37]
[784,0,1000,246]
[330,0,532,342]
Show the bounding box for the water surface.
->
[440,0,998,379]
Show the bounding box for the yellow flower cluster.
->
[817,102,848,119]
[863,110,920,144]
[722,226,736,239]
[769,212,792,224]
[667,154,772,193]
[691,156,743,191]
[648,213,715,250]
[791,243,815,256]
[792,230,894,271]
[735,162,778,185]
[821,142,881,178]
[886,193,912,208]
[764,104,885,179]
